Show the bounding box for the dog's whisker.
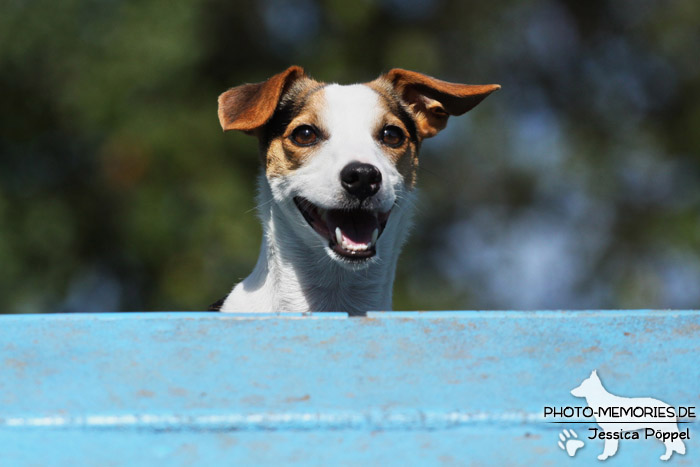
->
[245,197,275,214]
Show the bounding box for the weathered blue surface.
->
[1,311,698,466]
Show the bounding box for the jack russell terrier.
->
[212,66,499,313]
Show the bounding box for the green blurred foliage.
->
[0,0,699,312]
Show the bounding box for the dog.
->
[571,370,687,461]
[212,66,499,313]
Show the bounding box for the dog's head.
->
[218,66,499,266]
[571,369,602,397]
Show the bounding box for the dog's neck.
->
[220,176,413,314]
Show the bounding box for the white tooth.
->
[335,227,342,245]
[371,228,378,245]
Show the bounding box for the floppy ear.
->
[218,66,306,133]
[384,68,500,139]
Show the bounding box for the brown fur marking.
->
[366,80,421,188]
[265,82,326,178]
[217,66,306,132]
[383,68,500,139]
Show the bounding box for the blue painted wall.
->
[1,311,698,465]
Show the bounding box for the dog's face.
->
[218,67,499,267]
[571,369,601,397]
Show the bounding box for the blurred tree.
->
[0,0,698,313]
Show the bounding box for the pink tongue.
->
[326,209,379,245]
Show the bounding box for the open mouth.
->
[294,197,391,260]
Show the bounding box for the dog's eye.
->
[290,125,319,146]
[380,125,405,148]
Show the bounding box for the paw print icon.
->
[558,429,585,457]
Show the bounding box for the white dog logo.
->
[570,370,687,461]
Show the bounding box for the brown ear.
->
[218,66,306,132]
[384,68,500,139]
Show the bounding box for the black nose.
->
[340,162,382,201]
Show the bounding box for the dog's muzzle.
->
[293,197,391,260]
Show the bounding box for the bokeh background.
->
[1,0,699,313]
